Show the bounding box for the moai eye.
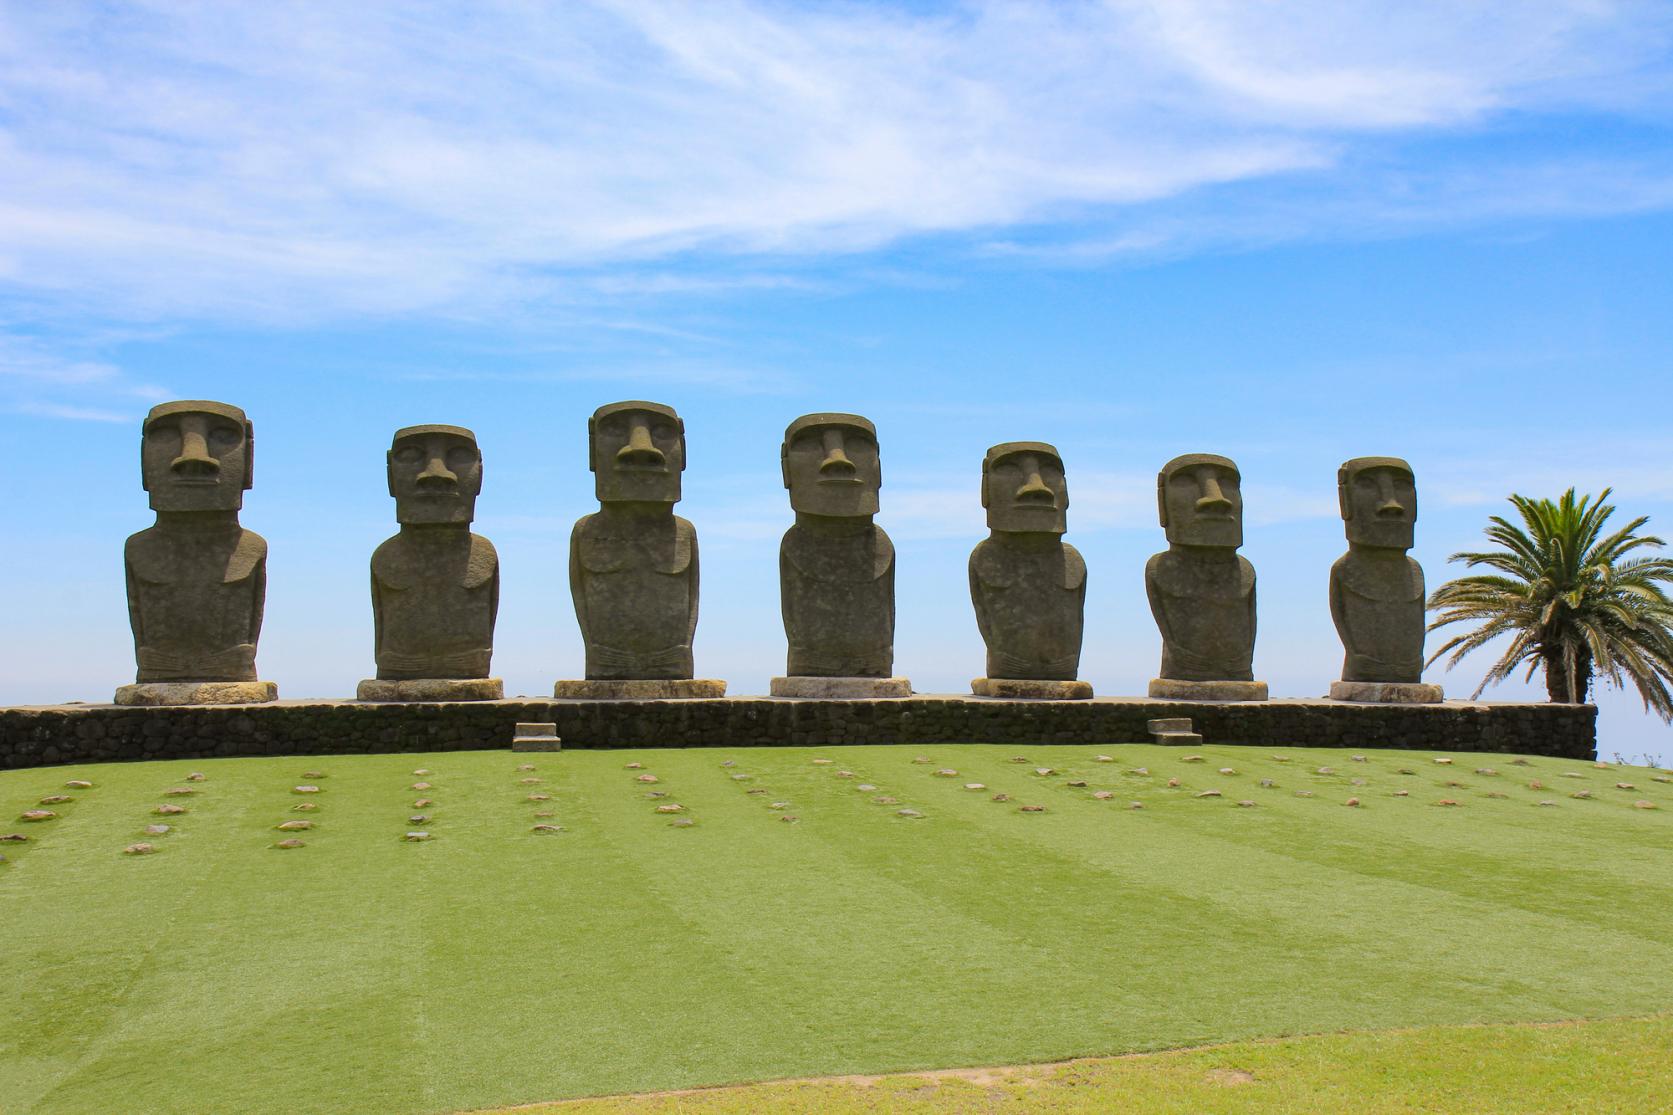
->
[393,446,424,465]
[446,447,478,469]
[209,424,242,451]
[652,422,676,441]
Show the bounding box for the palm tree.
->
[1427,488,1673,718]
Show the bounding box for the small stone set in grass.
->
[824,755,923,819]
[523,762,564,834]
[715,758,800,823]
[272,769,328,848]
[3,774,103,863]
[404,768,435,842]
[126,771,204,854]
[625,760,692,827]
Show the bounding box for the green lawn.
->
[2,743,1670,1115]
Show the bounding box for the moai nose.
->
[819,449,857,477]
[1376,498,1407,518]
[1016,467,1055,505]
[170,429,220,479]
[616,420,666,468]
[1195,475,1234,514]
[415,455,458,491]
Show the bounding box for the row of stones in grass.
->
[0,697,1597,769]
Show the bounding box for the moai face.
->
[781,413,881,517]
[141,400,253,513]
[1158,453,1242,548]
[388,425,482,525]
[589,401,684,504]
[983,442,1068,534]
[1339,456,1416,549]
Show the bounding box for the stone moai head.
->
[781,413,881,517]
[589,400,684,504]
[1158,453,1242,548]
[983,441,1068,534]
[141,400,253,513]
[1339,456,1416,549]
[388,424,482,525]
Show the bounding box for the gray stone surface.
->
[566,401,706,682]
[1147,678,1270,701]
[554,679,726,699]
[770,676,911,698]
[367,425,499,689]
[0,696,1598,766]
[123,401,273,701]
[1331,456,1429,685]
[1146,453,1264,693]
[970,678,1093,699]
[356,678,503,702]
[779,413,897,678]
[1329,680,1445,704]
[512,721,562,751]
[970,442,1086,681]
[114,681,278,706]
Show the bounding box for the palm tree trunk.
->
[1544,648,1594,704]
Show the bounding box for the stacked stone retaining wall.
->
[0,696,1596,769]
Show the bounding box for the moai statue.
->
[1145,453,1268,700]
[1328,456,1442,703]
[555,400,725,698]
[356,425,502,701]
[968,442,1091,699]
[117,400,277,705]
[770,413,909,698]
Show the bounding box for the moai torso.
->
[571,510,698,679]
[126,399,267,683]
[970,536,1085,680]
[126,521,266,682]
[781,521,894,676]
[372,530,498,679]
[1146,549,1257,681]
[1331,551,1425,682]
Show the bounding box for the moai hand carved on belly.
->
[1331,457,1426,683]
[1146,454,1259,684]
[370,425,499,680]
[969,442,1086,682]
[570,401,700,680]
[778,413,895,678]
[124,400,268,685]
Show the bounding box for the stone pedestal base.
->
[1147,678,1269,702]
[1329,680,1444,704]
[356,678,503,702]
[971,677,1093,700]
[770,676,912,698]
[554,679,727,699]
[114,681,279,706]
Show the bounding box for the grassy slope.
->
[1,744,1670,1115]
[511,1015,1673,1114]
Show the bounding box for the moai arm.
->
[686,528,701,649]
[1143,553,1166,637]
[489,553,501,641]
[124,551,144,658]
[370,564,385,663]
[969,546,995,648]
[1328,558,1347,648]
[250,549,267,649]
[568,522,589,645]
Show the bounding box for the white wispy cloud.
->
[0,331,170,419]
[0,1,1667,323]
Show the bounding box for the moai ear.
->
[780,440,791,490]
[586,415,597,473]
[140,434,149,493]
[1337,465,1352,521]
[980,456,990,509]
[387,449,397,498]
[243,420,256,491]
[1156,469,1168,527]
[675,416,687,473]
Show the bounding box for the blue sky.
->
[2,1,1672,761]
